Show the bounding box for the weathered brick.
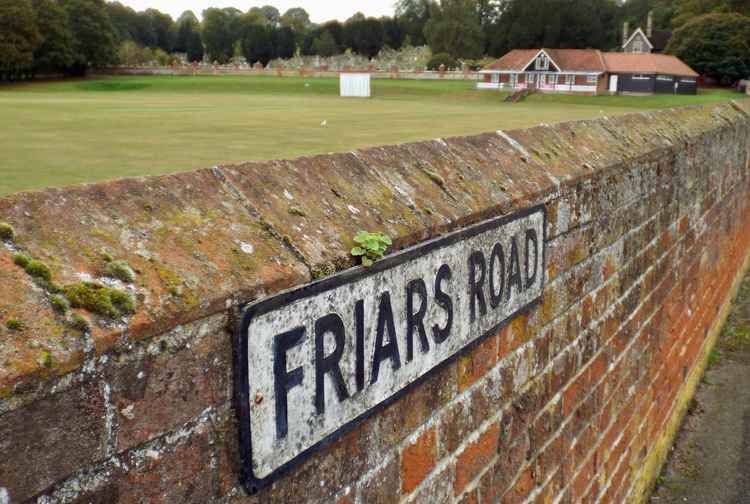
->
[454,422,500,495]
[401,427,437,494]
[0,382,106,502]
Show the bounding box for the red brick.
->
[458,333,498,392]
[401,427,437,494]
[454,422,500,495]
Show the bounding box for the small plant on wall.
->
[351,231,392,267]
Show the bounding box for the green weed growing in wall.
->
[351,231,392,267]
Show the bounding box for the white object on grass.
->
[340,73,371,98]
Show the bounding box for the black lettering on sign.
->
[314,314,350,415]
[273,327,306,440]
[238,205,545,494]
[371,292,401,385]
[406,279,430,362]
[468,251,487,323]
[433,264,453,344]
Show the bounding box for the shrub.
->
[0,222,15,241]
[427,53,458,71]
[25,260,52,281]
[50,294,70,313]
[104,260,136,283]
[12,253,30,268]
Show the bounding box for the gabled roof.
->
[602,53,698,77]
[622,28,654,50]
[483,48,606,73]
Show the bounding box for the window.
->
[527,73,536,84]
[681,78,696,83]
[633,40,643,53]
[656,75,673,81]
[549,74,558,85]
[566,74,575,85]
[586,75,597,84]
[510,73,518,87]
[535,53,550,71]
[491,73,499,84]
[633,74,651,80]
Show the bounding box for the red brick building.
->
[479,48,698,95]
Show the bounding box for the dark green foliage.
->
[25,260,52,281]
[281,7,310,33]
[174,11,203,62]
[395,0,433,47]
[0,222,15,241]
[241,22,274,66]
[313,30,339,57]
[202,7,242,63]
[12,253,30,268]
[63,281,135,318]
[667,13,750,84]
[31,0,74,73]
[273,26,296,60]
[427,52,458,70]
[0,0,41,79]
[344,16,385,59]
[424,0,485,59]
[63,0,118,73]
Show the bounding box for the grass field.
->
[0,75,739,196]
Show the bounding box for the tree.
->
[345,16,385,58]
[32,0,74,73]
[250,5,281,27]
[106,1,139,42]
[273,26,296,59]
[382,17,406,49]
[667,12,750,84]
[395,0,434,46]
[202,7,240,63]
[174,11,203,62]
[313,30,338,57]
[63,0,117,73]
[241,21,273,65]
[281,7,311,33]
[424,0,485,59]
[143,8,174,52]
[0,0,41,78]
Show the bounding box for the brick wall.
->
[1,101,749,503]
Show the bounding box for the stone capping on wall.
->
[0,100,748,410]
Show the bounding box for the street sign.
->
[236,205,546,492]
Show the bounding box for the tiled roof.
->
[483,48,606,73]
[483,48,698,77]
[602,52,698,77]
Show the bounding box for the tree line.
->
[1,0,749,82]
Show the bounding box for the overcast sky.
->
[118,1,397,23]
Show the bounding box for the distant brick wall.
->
[1,101,749,503]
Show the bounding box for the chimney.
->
[623,22,630,46]
[647,11,653,38]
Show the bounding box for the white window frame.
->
[549,74,558,85]
[527,73,536,84]
[491,73,499,84]
[633,74,651,80]
[586,75,597,84]
[565,74,575,86]
[680,78,696,83]
[535,54,549,71]
[656,75,673,82]
[510,73,518,87]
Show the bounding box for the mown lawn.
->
[0,75,739,195]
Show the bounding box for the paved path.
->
[650,277,750,504]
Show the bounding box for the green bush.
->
[427,53,458,71]
[50,294,70,314]
[25,260,52,281]
[12,253,30,268]
[0,222,15,241]
[104,260,136,283]
[64,282,136,318]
